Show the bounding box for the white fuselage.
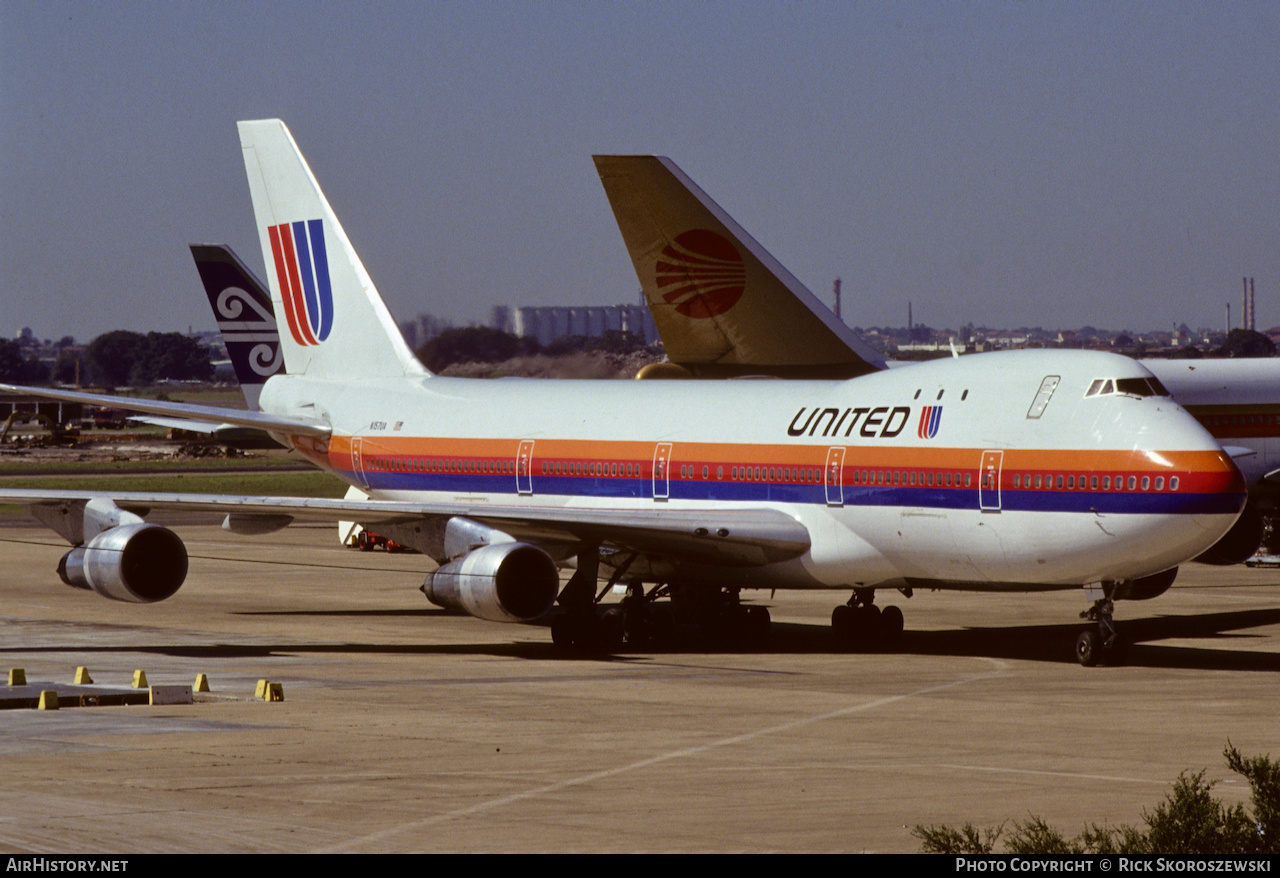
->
[260,349,1247,594]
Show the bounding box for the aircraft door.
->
[653,443,672,500]
[979,450,1003,512]
[825,446,846,507]
[516,440,534,495]
[350,436,369,491]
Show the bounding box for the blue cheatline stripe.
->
[308,218,333,341]
[335,468,1238,516]
[291,220,320,340]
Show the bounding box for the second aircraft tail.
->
[594,155,884,378]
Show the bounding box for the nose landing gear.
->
[1076,590,1127,667]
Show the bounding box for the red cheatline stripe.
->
[277,224,318,345]
[269,225,308,346]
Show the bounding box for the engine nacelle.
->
[57,523,188,603]
[422,542,559,623]
[1114,567,1177,601]
[1196,504,1264,566]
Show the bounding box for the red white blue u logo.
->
[918,406,942,439]
[267,219,333,346]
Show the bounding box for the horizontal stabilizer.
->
[0,383,329,438]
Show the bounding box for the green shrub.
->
[915,743,1274,854]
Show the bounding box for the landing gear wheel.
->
[597,608,625,651]
[650,605,675,645]
[1075,629,1102,667]
[744,606,771,649]
[551,612,600,651]
[879,605,904,649]
[551,613,577,648]
[831,604,853,641]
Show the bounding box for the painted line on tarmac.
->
[937,764,1167,785]
[323,658,1012,852]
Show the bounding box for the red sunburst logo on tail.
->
[655,230,746,318]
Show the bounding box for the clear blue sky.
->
[3,1,1277,342]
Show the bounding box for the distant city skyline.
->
[4,3,1277,342]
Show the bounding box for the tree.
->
[51,349,81,385]
[416,327,538,372]
[132,333,213,383]
[1215,329,1275,359]
[0,338,50,384]
[83,330,212,386]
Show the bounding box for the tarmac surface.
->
[0,519,1277,853]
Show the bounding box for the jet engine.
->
[1196,503,1264,566]
[57,522,188,603]
[1115,566,1177,601]
[422,541,559,623]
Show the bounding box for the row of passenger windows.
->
[366,455,1181,494]
[542,460,638,477]
[366,456,514,474]
[1202,414,1279,427]
[1010,473,1180,492]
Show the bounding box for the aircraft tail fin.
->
[237,120,428,379]
[594,155,884,377]
[190,244,285,410]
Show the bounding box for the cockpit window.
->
[1116,378,1167,397]
[1084,379,1115,397]
[1086,377,1169,398]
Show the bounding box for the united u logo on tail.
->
[267,219,334,346]
[918,406,942,439]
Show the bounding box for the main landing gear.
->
[669,584,771,650]
[1075,590,1126,667]
[549,547,770,651]
[549,548,677,651]
[831,588,904,651]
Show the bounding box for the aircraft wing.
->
[0,383,329,438]
[126,416,284,449]
[129,415,220,433]
[0,489,811,568]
